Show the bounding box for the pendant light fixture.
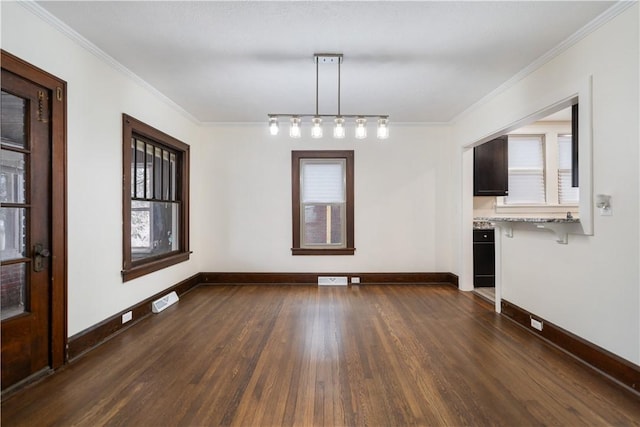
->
[333,117,346,139]
[311,117,323,138]
[377,117,389,139]
[268,53,389,139]
[289,117,301,138]
[268,116,279,136]
[355,117,367,139]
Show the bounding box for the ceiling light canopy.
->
[268,53,389,140]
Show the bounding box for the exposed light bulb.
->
[311,117,323,139]
[377,117,389,139]
[269,117,279,136]
[355,118,367,139]
[289,117,301,138]
[333,117,345,139]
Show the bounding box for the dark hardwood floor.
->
[2,284,639,426]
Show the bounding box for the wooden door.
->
[1,51,67,391]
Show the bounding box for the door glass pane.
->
[131,201,179,261]
[0,263,26,320]
[0,150,26,203]
[0,91,26,149]
[0,207,26,261]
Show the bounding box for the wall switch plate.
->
[530,317,543,331]
[599,207,613,216]
[122,311,133,324]
[351,277,360,284]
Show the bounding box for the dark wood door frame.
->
[1,50,67,374]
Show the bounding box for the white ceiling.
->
[36,1,615,124]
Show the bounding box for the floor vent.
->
[152,291,179,313]
[317,276,348,286]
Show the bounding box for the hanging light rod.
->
[268,53,389,139]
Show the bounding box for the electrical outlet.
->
[351,277,360,284]
[530,317,543,331]
[122,311,133,324]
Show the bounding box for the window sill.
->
[122,252,190,282]
[291,248,355,256]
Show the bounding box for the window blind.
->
[558,135,579,204]
[506,135,545,204]
[301,160,345,203]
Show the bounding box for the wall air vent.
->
[317,276,348,286]
[152,291,179,313]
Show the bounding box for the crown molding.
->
[450,1,636,125]
[17,0,201,125]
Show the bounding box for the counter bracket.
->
[481,219,582,245]
[534,223,569,244]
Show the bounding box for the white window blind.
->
[506,135,545,204]
[301,161,345,203]
[558,135,579,204]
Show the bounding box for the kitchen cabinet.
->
[474,135,508,196]
[473,229,495,287]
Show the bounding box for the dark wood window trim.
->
[291,150,355,256]
[122,114,190,281]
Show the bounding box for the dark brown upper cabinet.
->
[474,135,508,196]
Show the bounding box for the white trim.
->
[17,0,200,125]
[468,78,593,230]
[451,1,634,125]
[577,76,594,236]
[462,96,578,149]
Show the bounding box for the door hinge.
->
[37,90,50,123]
[56,87,63,102]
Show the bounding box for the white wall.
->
[1,3,206,336]
[8,0,636,368]
[199,124,454,273]
[454,5,639,363]
[1,3,455,336]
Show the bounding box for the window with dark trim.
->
[292,150,354,255]
[122,114,190,281]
